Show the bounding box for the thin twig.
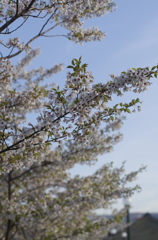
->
[16,0,19,16]
[0,0,36,33]
[2,17,29,35]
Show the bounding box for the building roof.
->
[106,213,158,240]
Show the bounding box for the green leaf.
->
[71,60,75,65]
[126,109,131,113]
[45,142,52,146]
[82,64,88,68]
[110,116,114,121]
[67,65,74,69]
[45,105,52,109]
[79,56,82,61]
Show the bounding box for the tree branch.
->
[0,14,62,60]
[5,171,12,240]
[0,0,36,33]
[16,0,19,16]
[1,17,29,35]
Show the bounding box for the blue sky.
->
[6,0,158,214]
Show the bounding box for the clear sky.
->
[8,0,158,214]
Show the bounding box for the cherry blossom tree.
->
[0,1,158,240]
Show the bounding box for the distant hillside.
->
[100,212,158,221]
[127,212,158,221]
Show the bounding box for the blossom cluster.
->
[110,68,152,93]
[37,63,153,146]
[6,37,25,51]
[0,1,158,239]
[0,157,142,239]
[0,59,14,96]
[67,27,106,43]
[0,0,116,58]
[0,55,157,239]
[1,59,156,174]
